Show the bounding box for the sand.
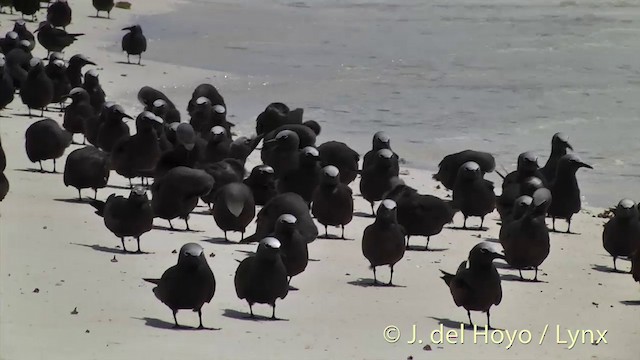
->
[0,1,639,360]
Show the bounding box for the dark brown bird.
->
[440,242,504,328]
[547,154,592,233]
[361,199,406,285]
[602,199,640,271]
[63,145,110,200]
[212,182,256,242]
[143,243,216,329]
[452,161,496,229]
[25,118,72,172]
[311,165,353,239]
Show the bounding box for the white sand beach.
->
[0,1,639,360]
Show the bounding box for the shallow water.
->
[133,0,639,207]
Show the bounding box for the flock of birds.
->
[1,0,639,330]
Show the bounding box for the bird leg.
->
[82,135,86,145]
[370,202,375,215]
[136,237,142,253]
[184,218,191,231]
[94,189,98,200]
[224,231,228,242]
[480,216,485,229]
[324,225,329,238]
[128,178,132,189]
[534,267,539,281]
[28,108,32,117]
[425,236,431,251]
[172,310,179,328]
[566,218,572,234]
[241,231,245,241]
[372,266,378,285]
[38,161,43,172]
[467,310,474,328]
[108,11,111,19]
[271,303,277,320]
[341,225,345,239]
[486,309,491,329]
[53,159,57,173]
[388,265,394,286]
[519,269,524,280]
[126,54,130,64]
[197,309,204,329]
[40,108,44,117]
[168,219,174,230]
[552,217,556,231]
[77,189,82,200]
[138,55,142,65]
[96,10,99,17]
[463,216,468,229]
[406,235,411,248]
[248,303,255,318]
[613,257,617,271]
[120,237,127,253]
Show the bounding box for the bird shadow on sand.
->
[317,233,354,241]
[235,249,256,256]
[88,15,115,20]
[620,300,640,306]
[192,210,212,216]
[11,112,45,118]
[347,278,406,288]
[407,245,448,252]
[549,229,580,235]
[590,264,629,274]
[428,317,501,331]
[152,225,203,233]
[71,242,152,255]
[15,168,58,174]
[115,61,146,67]
[499,274,547,283]
[353,211,375,218]
[202,237,240,246]
[106,184,133,190]
[133,317,220,330]
[448,226,488,232]
[54,198,90,204]
[222,309,289,322]
[483,237,500,244]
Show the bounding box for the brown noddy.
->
[433,150,496,190]
[311,165,354,239]
[362,199,406,285]
[143,243,216,328]
[317,140,360,185]
[212,182,256,242]
[271,214,309,284]
[234,237,289,319]
[359,149,400,215]
[25,118,72,172]
[440,241,504,328]
[63,146,110,200]
[452,161,496,229]
[547,154,592,233]
[602,199,640,271]
[243,165,277,206]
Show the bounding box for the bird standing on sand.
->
[244,165,277,206]
[0,136,8,202]
[25,118,72,172]
[92,0,115,18]
[203,126,232,163]
[13,0,39,22]
[151,166,214,230]
[13,20,36,51]
[311,165,354,239]
[362,199,406,285]
[63,146,110,200]
[384,182,455,250]
[602,199,640,271]
[143,243,216,329]
[0,58,14,111]
[47,59,70,108]
[90,186,154,253]
[440,242,504,328]
[277,146,322,204]
[20,57,54,117]
[62,87,94,144]
[360,149,400,215]
[452,161,496,229]
[547,154,592,233]
[154,123,200,177]
[271,214,309,285]
[234,237,289,319]
[433,150,496,190]
[317,141,360,185]
[96,104,131,152]
[500,188,551,281]
[35,21,83,55]
[66,54,95,88]
[262,130,300,177]
[121,25,147,65]
[241,192,318,245]
[212,182,256,242]
[47,0,72,30]
[540,132,573,185]
[82,69,106,114]
[362,131,399,172]
[187,83,226,116]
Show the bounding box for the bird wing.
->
[234,258,252,299]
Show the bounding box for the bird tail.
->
[440,270,455,286]
[89,199,106,217]
[70,33,85,37]
[239,233,258,244]
[142,278,160,285]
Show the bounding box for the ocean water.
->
[133,0,640,207]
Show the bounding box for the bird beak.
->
[493,252,506,260]
[60,95,70,101]
[578,162,593,169]
[264,139,277,144]
[566,143,574,151]
[122,27,133,31]
[86,60,96,66]
[122,114,134,120]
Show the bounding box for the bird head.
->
[176,123,196,150]
[257,237,282,259]
[275,214,298,236]
[457,161,481,180]
[468,242,505,266]
[615,199,638,219]
[552,132,573,152]
[517,151,539,173]
[177,243,205,268]
[372,131,391,150]
[321,165,340,186]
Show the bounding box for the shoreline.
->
[1,1,638,360]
